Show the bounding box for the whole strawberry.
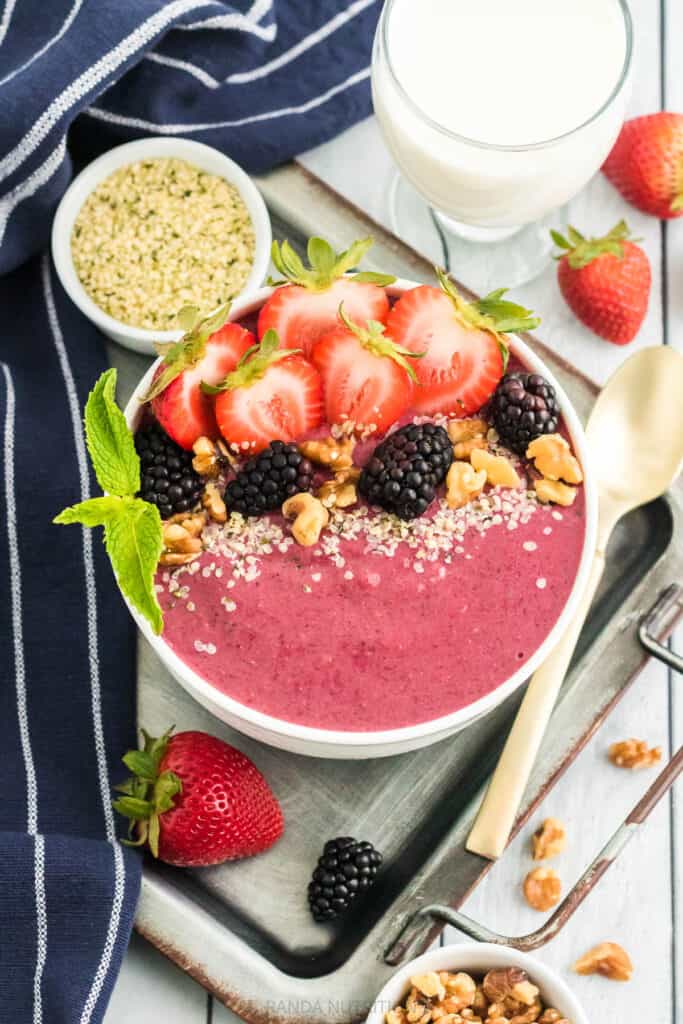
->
[113,729,284,866]
[602,112,683,219]
[551,221,651,346]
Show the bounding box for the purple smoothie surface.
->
[154,400,586,733]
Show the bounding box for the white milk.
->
[372,0,630,229]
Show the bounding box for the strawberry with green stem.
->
[145,302,254,450]
[386,269,540,417]
[203,329,323,453]
[114,728,284,866]
[551,221,651,345]
[258,236,395,356]
[311,304,423,433]
[602,112,683,219]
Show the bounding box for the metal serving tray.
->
[109,163,683,1024]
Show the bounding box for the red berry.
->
[552,222,651,345]
[386,271,539,417]
[113,729,284,867]
[603,112,683,219]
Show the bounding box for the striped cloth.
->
[0,2,379,1020]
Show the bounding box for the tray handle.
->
[385,583,683,966]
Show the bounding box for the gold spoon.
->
[467,346,683,860]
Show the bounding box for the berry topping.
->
[144,303,255,450]
[135,424,203,519]
[490,373,560,455]
[386,270,540,417]
[258,236,394,356]
[602,112,683,220]
[225,441,315,516]
[552,221,651,346]
[311,305,422,433]
[113,728,284,867]
[359,422,453,520]
[307,836,383,922]
[205,329,323,453]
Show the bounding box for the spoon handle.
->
[466,549,606,860]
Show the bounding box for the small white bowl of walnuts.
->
[367,944,588,1024]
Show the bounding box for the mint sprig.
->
[54,368,164,634]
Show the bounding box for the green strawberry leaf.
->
[202,329,300,393]
[103,497,164,635]
[551,220,637,269]
[144,300,233,402]
[84,369,140,497]
[112,796,154,820]
[122,750,158,781]
[54,495,122,527]
[269,235,395,291]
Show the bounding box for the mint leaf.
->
[104,497,164,635]
[54,495,122,527]
[85,369,140,496]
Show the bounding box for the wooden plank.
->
[663,2,683,1017]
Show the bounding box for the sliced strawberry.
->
[146,303,254,450]
[257,236,394,355]
[386,271,540,417]
[207,330,323,453]
[311,308,420,433]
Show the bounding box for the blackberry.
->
[359,423,453,520]
[225,441,314,516]
[307,837,383,922]
[135,425,203,519]
[490,373,560,455]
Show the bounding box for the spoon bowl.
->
[587,347,683,536]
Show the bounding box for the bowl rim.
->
[50,136,272,346]
[124,279,598,751]
[364,942,589,1024]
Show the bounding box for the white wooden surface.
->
[106,1,681,1020]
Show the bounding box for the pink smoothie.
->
[156,430,586,732]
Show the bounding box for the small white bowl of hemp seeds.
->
[51,137,271,354]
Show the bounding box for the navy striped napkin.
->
[0,2,378,1020]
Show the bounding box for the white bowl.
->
[123,280,598,758]
[365,943,589,1024]
[51,137,272,354]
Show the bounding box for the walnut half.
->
[531,818,566,860]
[608,738,662,769]
[282,492,329,547]
[573,941,633,981]
[523,868,561,912]
[160,512,205,566]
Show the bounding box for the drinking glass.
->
[371,0,633,286]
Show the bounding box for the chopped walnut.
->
[160,512,205,566]
[484,1007,510,1024]
[412,973,446,1001]
[299,435,355,470]
[523,868,562,912]
[531,818,566,860]
[447,418,489,444]
[201,482,227,523]
[538,1012,568,1024]
[453,436,488,460]
[191,435,233,477]
[472,987,489,1017]
[526,434,583,485]
[317,466,360,509]
[533,478,576,507]
[446,461,487,509]
[608,738,662,769]
[470,448,521,489]
[482,970,531,1006]
[508,1002,541,1024]
[442,973,477,1011]
[386,1010,408,1024]
[405,987,432,1024]
[573,941,633,981]
[282,492,329,547]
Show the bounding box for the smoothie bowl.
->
[118,238,596,758]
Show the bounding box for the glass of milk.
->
[372,0,633,285]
